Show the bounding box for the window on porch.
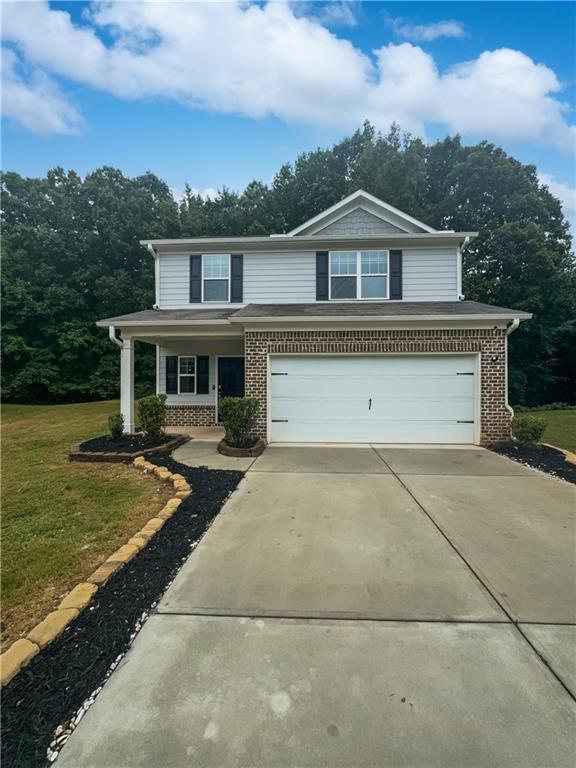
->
[179,356,196,393]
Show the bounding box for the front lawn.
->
[1,400,173,649]
[516,409,576,453]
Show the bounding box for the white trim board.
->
[284,190,438,236]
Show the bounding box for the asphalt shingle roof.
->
[230,301,531,319]
[98,301,531,326]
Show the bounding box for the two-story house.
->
[97,190,531,445]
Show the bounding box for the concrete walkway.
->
[58,445,576,767]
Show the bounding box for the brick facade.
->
[244,328,511,445]
[165,405,216,427]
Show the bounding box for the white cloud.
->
[190,186,219,201]
[1,47,82,135]
[315,1,359,28]
[389,17,466,42]
[1,1,574,154]
[538,172,576,214]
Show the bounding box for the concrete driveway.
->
[58,445,576,767]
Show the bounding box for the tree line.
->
[2,123,575,407]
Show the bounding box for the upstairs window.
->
[330,251,357,299]
[203,254,230,302]
[179,356,196,393]
[361,250,388,298]
[329,250,388,300]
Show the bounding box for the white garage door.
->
[270,355,477,444]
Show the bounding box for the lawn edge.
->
[543,443,576,465]
[0,457,192,686]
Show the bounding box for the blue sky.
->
[2,1,575,227]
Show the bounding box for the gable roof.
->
[281,189,438,237]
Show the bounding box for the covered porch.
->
[96,311,244,433]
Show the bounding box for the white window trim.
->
[201,254,231,303]
[177,355,197,395]
[329,250,390,301]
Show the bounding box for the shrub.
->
[514,402,576,412]
[513,415,546,445]
[219,397,259,447]
[108,413,124,439]
[137,394,167,438]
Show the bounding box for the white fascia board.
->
[285,189,437,236]
[230,313,532,324]
[140,231,477,251]
[96,319,233,328]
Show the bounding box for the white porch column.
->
[120,337,135,433]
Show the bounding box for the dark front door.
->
[217,357,245,420]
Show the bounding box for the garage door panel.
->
[274,375,473,402]
[273,396,368,421]
[274,397,473,423]
[273,375,373,399]
[271,419,475,444]
[372,399,473,421]
[270,355,477,444]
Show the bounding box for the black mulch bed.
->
[491,442,576,485]
[79,433,173,452]
[1,454,244,768]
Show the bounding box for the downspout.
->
[457,236,470,300]
[146,243,160,309]
[109,325,123,348]
[504,318,520,417]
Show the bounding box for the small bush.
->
[513,415,547,445]
[108,413,124,439]
[219,397,259,447]
[137,394,167,438]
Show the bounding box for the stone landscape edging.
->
[543,443,576,465]
[69,434,189,463]
[0,457,192,687]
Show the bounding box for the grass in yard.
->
[1,400,174,649]
[516,409,576,454]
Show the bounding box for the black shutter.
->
[390,250,403,300]
[166,356,178,394]
[197,355,209,394]
[316,251,329,300]
[189,255,202,303]
[230,254,243,303]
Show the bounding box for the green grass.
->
[1,401,172,647]
[515,409,576,453]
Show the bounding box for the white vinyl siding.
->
[158,339,244,405]
[158,254,191,308]
[403,248,458,301]
[156,247,458,307]
[243,252,316,304]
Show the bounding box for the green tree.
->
[1,167,179,402]
[2,126,574,407]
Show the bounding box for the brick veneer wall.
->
[165,405,216,427]
[244,328,511,444]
